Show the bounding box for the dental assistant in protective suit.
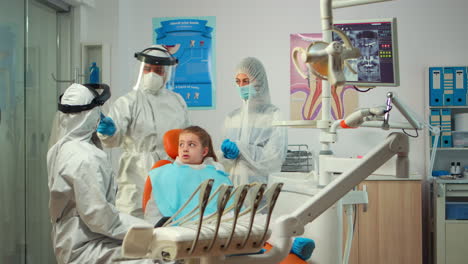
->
[220,57,288,185]
[47,83,155,264]
[97,45,190,218]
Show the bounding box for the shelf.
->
[431,147,468,150]
[445,220,468,224]
[429,106,468,109]
[81,42,111,84]
[427,66,468,264]
[434,178,468,184]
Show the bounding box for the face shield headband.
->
[134,47,178,66]
[58,83,111,113]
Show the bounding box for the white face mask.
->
[142,72,164,92]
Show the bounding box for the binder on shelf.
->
[440,109,452,148]
[453,66,467,106]
[443,67,454,106]
[429,67,444,106]
[430,109,441,147]
[466,66,468,95]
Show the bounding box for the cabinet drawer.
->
[446,222,468,264]
[445,184,468,197]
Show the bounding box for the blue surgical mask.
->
[237,84,256,100]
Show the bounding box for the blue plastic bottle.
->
[89,62,100,84]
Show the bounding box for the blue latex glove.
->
[290,237,315,261]
[221,139,239,159]
[97,113,116,136]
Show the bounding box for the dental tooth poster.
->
[290,33,358,121]
[153,16,216,109]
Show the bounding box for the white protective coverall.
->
[98,45,190,218]
[221,57,288,185]
[47,83,155,264]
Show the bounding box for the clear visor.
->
[134,61,177,91]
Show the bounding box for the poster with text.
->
[290,33,358,121]
[153,16,216,109]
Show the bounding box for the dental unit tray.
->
[281,144,314,173]
[120,181,283,262]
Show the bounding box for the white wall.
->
[82,0,468,178]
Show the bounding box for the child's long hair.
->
[181,125,218,162]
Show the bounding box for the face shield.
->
[133,45,178,92]
[58,83,111,113]
[49,83,110,149]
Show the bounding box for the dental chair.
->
[142,128,182,213]
[141,129,312,264]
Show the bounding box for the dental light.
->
[292,29,361,87]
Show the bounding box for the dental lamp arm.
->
[291,132,408,226]
[343,107,386,128]
[332,0,394,9]
[382,92,423,130]
[332,92,424,132]
[361,120,421,130]
[330,106,387,133]
[284,132,407,235]
[224,132,409,264]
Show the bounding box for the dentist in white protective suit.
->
[97,45,190,218]
[47,83,157,264]
[220,57,288,186]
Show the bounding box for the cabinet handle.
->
[436,183,445,197]
[362,184,368,213]
[447,188,468,192]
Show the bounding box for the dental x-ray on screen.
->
[333,17,399,87]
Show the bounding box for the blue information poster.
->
[152,16,216,109]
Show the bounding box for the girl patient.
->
[145,126,314,262]
[146,125,232,224]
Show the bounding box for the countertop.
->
[365,174,422,181]
[433,178,468,184]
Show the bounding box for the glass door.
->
[25,1,59,262]
[0,0,71,262]
[0,0,26,263]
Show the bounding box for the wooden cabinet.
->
[344,180,422,264]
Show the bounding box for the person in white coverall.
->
[97,45,190,218]
[47,83,156,264]
[220,57,288,186]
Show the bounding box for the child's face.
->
[178,132,208,165]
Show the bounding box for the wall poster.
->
[153,16,216,109]
[290,33,358,121]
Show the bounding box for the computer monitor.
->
[333,18,399,87]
